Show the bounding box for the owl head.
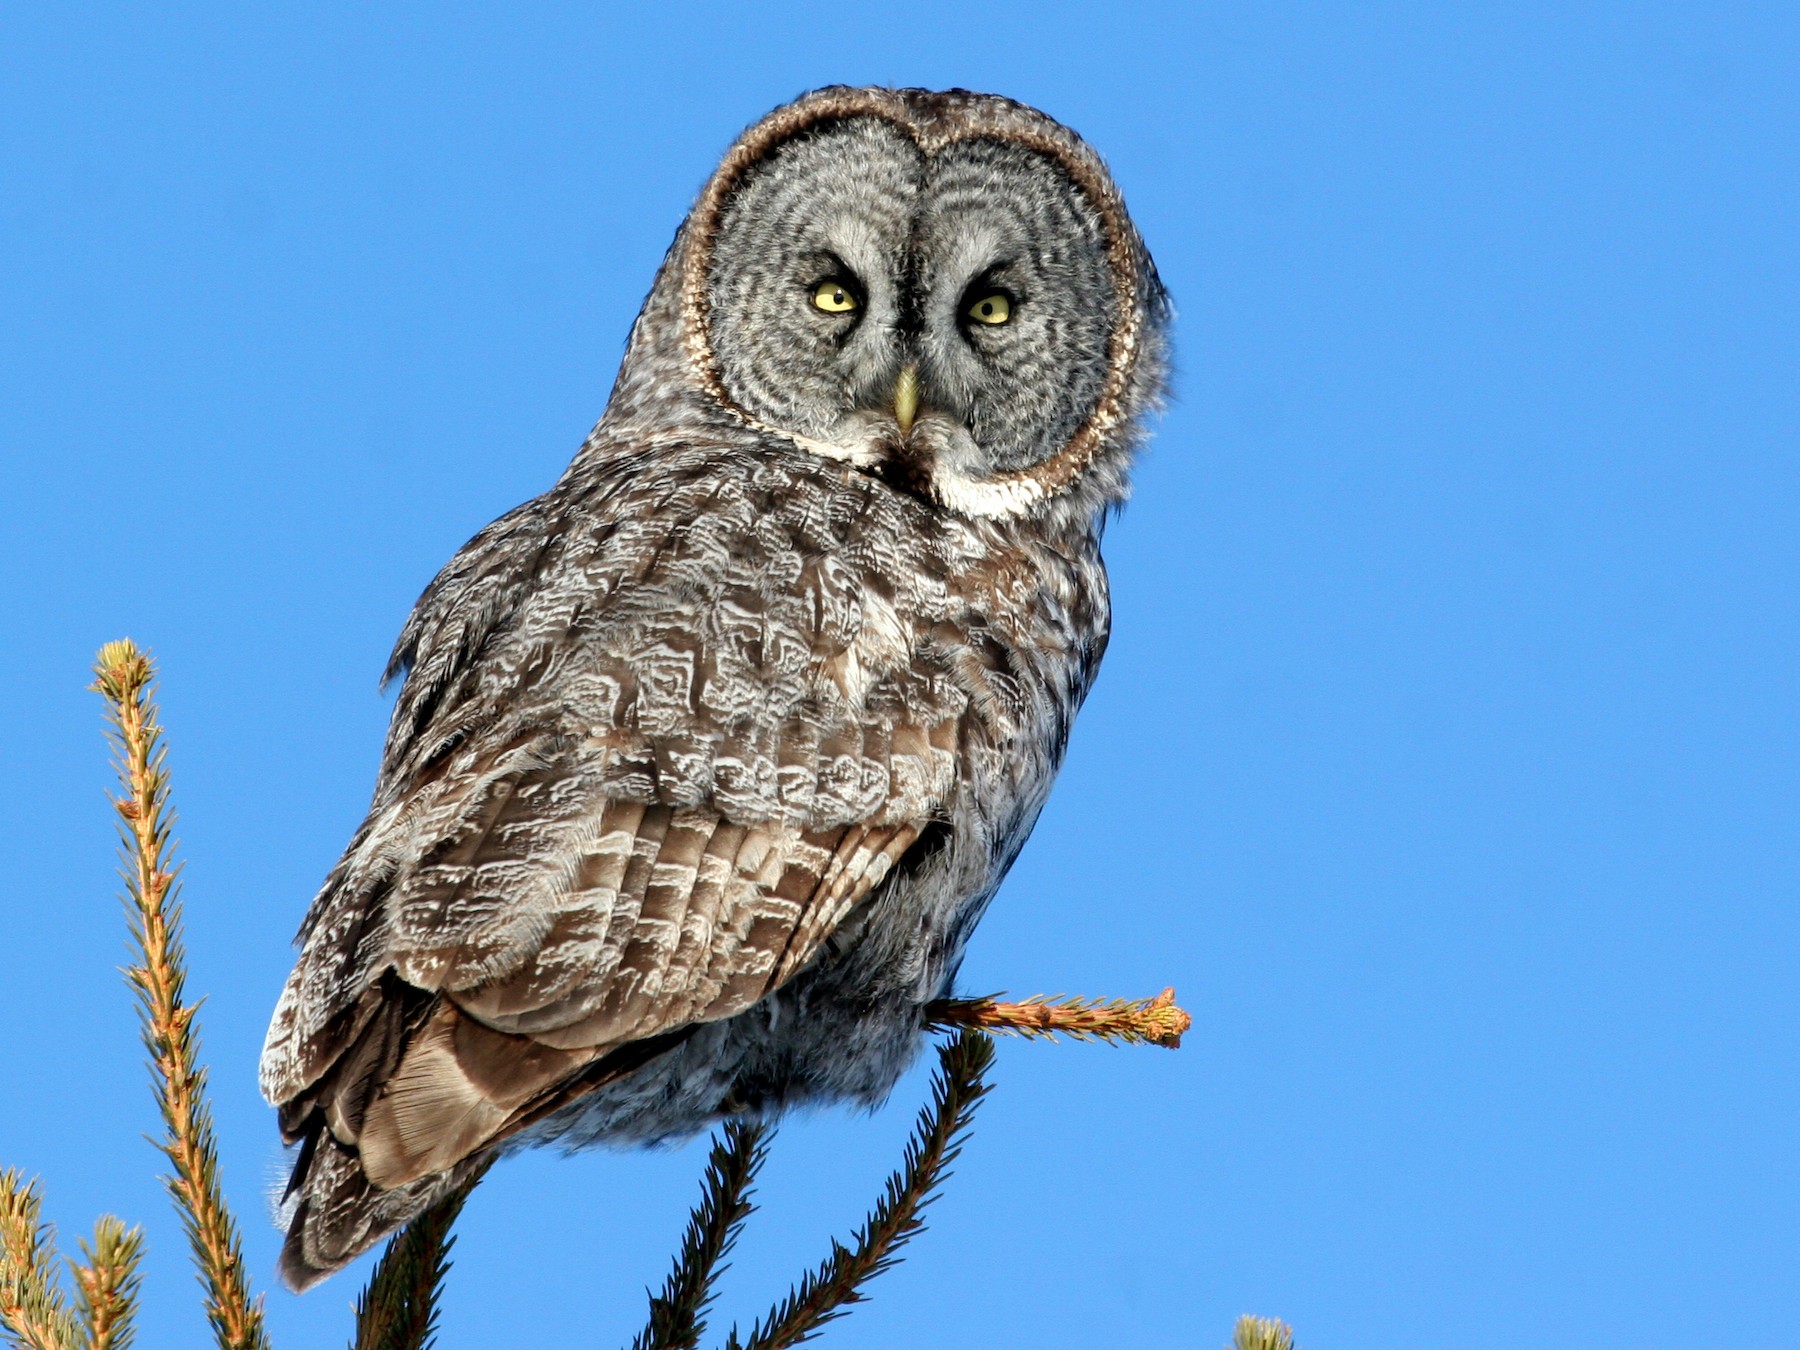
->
[601,87,1169,530]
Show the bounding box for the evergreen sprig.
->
[70,1218,145,1350]
[0,1175,144,1350]
[722,1029,996,1350]
[926,986,1192,1048]
[0,1171,81,1350]
[1233,1314,1297,1350]
[93,641,270,1350]
[632,1120,771,1350]
[351,1158,494,1350]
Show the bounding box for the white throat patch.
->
[926,465,1049,519]
[777,422,1052,521]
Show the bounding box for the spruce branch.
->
[723,1029,995,1350]
[70,1218,145,1350]
[91,641,269,1350]
[926,985,1191,1049]
[0,1172,79,1350]
[631,1120,770,1350]
[1232,1314,1297,1350]
[350,1157,494,1350]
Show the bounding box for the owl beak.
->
[892,364,920,437]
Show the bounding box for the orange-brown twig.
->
[93,641,268,1350]
[925,986,1192,1049]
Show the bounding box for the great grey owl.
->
[261,85,1169,1289]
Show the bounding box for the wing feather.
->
[262,451,987,1249]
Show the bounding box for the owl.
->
[261,85,1169,1289]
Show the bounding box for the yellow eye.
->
[968,293,1011,325]
[812,280,858,313]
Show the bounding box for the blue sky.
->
[2,3,1795,1346]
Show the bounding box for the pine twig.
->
[92,641,268,1350]
[351,1158,494,1350]
[0,1172,79,1350]
[1232,1314,1297,1350]
[926,985,1192,1048]
[724,1029,996,1350]
[631,1120,770,1350]
[71,1218,145,1350]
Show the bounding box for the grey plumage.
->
[261,85,1169,1289]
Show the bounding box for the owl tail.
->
[271,981,697,1289]
[271,981,492,1290]
[277,1122,485,1291]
